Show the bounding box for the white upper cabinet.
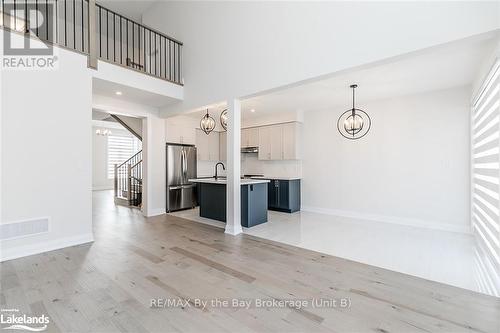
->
[208,130,220,161]
[269,125,283,160]
[258,122,301,160]
[196,129,220,161]
[196,129,208,161]
[165,117,196,145]
[259,125,282,160]
[241,128,259,148]
[258,126,271,160]
[219,131,227,161]
[282,122,302,160]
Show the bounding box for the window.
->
[107,135,142,179]
[471,60,500,297]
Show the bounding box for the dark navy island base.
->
[197,182,268,227]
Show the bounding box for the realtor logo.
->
[0,309,49,331]
[1,1,58,70]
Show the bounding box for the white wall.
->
[94,60,183,101]
[302,86,471,233]
[142,1,499,115]
[1,33,93,260]
[242,111,303,128]
[92,127,113,190]
[92,125,134,191]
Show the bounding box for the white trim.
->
[144,208,165,217]
[225,224,244,236]
[301,206,472,235]
[0,233,94,262]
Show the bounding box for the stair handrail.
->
[116,150,142,169]
[130,160,142,170]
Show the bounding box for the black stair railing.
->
[114,150,142,207]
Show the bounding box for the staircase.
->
[114,150,143,208]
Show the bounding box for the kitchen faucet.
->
[214,162,225,179]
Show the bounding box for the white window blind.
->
[107,135,141,179]
[471,60,500,297]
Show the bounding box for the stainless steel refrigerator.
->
[166,143,197,212]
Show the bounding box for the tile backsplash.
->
[241,154,302,177]
[197,155,302,178]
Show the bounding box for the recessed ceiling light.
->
[115,91,122,95]
[250,109,255,113]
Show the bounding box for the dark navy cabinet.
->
[198,182,268,227]
[268,179,300,213]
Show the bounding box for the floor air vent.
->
[0,218,49,241]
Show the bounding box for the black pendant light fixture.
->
[220,109,228,131]
[337,84,371,140]
[200,109,216,134]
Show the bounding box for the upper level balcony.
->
[0,0,183,85]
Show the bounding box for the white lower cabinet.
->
[196,129,220,161]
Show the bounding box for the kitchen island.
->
[188,178,270,227]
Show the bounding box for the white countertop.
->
[189,178,270,185]
[249,176,301,181]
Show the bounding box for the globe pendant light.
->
[200,109,216,134]
[337,84,371,140]
[220,109,228,131]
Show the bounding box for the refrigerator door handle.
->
[180,148,185,181]
[182,149,188,179]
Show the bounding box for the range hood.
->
[241,146,259,153]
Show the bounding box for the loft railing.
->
[96,4,182,84]
[0,0,183,85]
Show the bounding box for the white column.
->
[225,98,243,235]
[142,116,166,217]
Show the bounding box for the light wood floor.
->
[1,191,499,333]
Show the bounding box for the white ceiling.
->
[239,34,498,119]
[97,0,156,21]
[92,78,179,108]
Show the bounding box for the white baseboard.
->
[301,206,472,234]
[0,233,94,262]
[144,208,165,217]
